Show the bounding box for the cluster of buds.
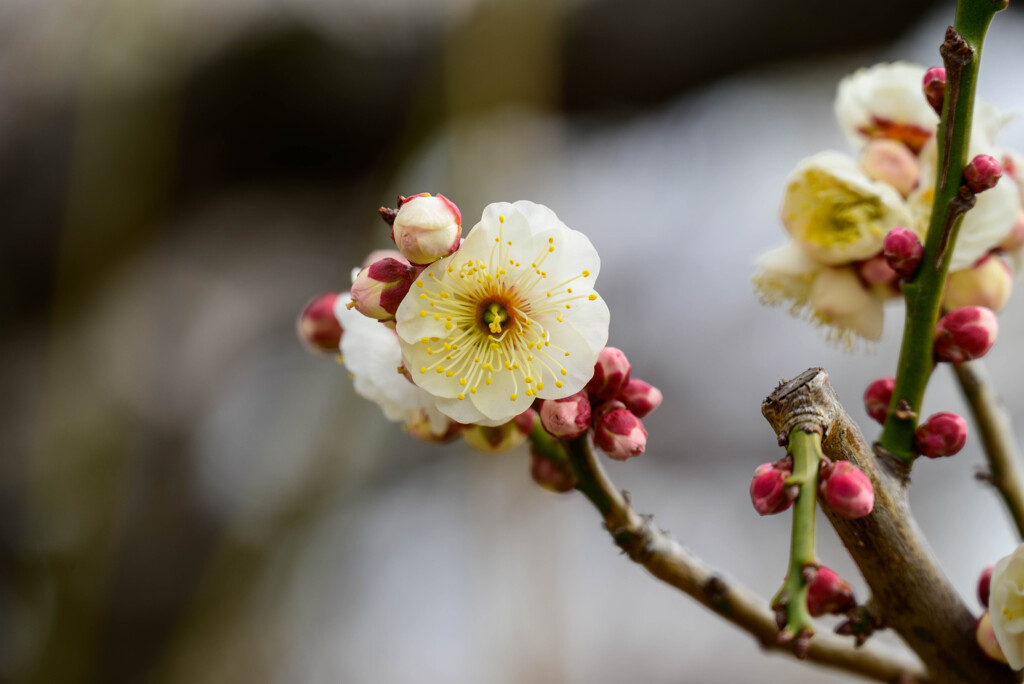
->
[537,347,662,461]
[818,460,874,519]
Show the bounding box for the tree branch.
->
[763,367,1020,684]
[564,435,927,684]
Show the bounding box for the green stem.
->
[879,0,1004,462]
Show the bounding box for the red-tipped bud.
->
[977,612,1009,664]
[934,306,999,363]
[349,257,415,321]
[593,400,647,460]
[819,461,874,520]
[915,412,968,458]
[806,566,857,617]
[859,138,920,197]
[964,155,1003,194]
[585,347,632,399]
[883,226,924,277]
[943,255,1013,312]
[391,193,462,265]
[863,377,895,424]
[538,393,592,439]
[922,67,946,115]
[979,565,994,608]
[617,378,663,418]
[530,452,576,493]
[297,292,344,353]
[749,462,797,516]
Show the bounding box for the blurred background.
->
[4,0,1024,682]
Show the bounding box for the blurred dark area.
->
[3,0,1017,682]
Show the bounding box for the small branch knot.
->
[940,27,973,67]
[378,206,398,227]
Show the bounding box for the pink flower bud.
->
[915,412,968,458]
[857,254,899,287]
[749,462,797,516]
[593,400,647,461]
[349,257,415,321]
[819,461,874,520]
[943,255,1013,312]
[530,452,576,493]
[539,392,592,439]
[391,193,462,265]
[883,226,924,277]
[585,347,632,399]
[979,565,994,608]
[859,138,920,197]
[297,292,344,353]
[934,306,998,363]
[361,249,410,269]
[977,612,1009,664]
[806,566,857,617]
[922,66,946,114]
[998,210,1024,252]
[863,377,895,424]
[617,378,663,418]
[964,155,1003,194]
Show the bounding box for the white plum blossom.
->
[989,544,1024,670]
[334,292,453,436]
[834,62,938,152]
[395,201,610,427]
[782,151,913,266]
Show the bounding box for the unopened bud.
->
[863,377,895,424]
[404,410,462,443]
[593,400,647,461]
[297,292,344,353]
[349,258,415,321]
[977,612,1009,664]
[883,226,924,277]
[860,138,920,197]
[806,566,857,617]
[749,462,797,516]
[934,306,998,363]
[617,378,663,418]
[922,67,946,115]
[530,452,576,493]
[915,412,968,458]
[585,347,632,399]
[943,255,1013,312]
[463,421,527,453]
[998,210,1024,253]
[539,392,592,439]
[979,565,994,608]
[391,193,462,265]
[819,461,874,520]
[964,155,1003,194]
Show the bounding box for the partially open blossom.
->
[396,201,610,427]
[749,461,797,516]
[978,612,1009,665]
[922,66,946,114]
[883,226,924,277]
[618,378,663,418]
[934,306,999,363]
[391,193,462,265]
[965,155,1003,194]
[530,452,576,493]
[297,292,344,353]
[943,255,1013,312]
[593,400,647,461]
[782,151,913,266]
[806,566,857,617]
[863,377,895,424]
[539,392,592,439]
[462,420,527,453]
[809,267,885,341]
[819,461,874,519]
[859,138,920,197]
[349,257,415,322]
[980,565,994,608]
[989,544,1024,669]
[835,62,938,152]
[586,347,631,399]
[915,412,968,458]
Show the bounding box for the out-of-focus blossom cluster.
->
[754,62,1023,346]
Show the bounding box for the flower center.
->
[481,301,510,334]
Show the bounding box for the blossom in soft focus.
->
[782,151,912,266]
[297,292,344,353]
[391,193,463,265]
[396,201,610,426]
[334,292,453,437]
[978,612,1009,664]
[859,138,920,197]
[943,255,1013,312]
[834,62,938,152]
[988,544,1024,669]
